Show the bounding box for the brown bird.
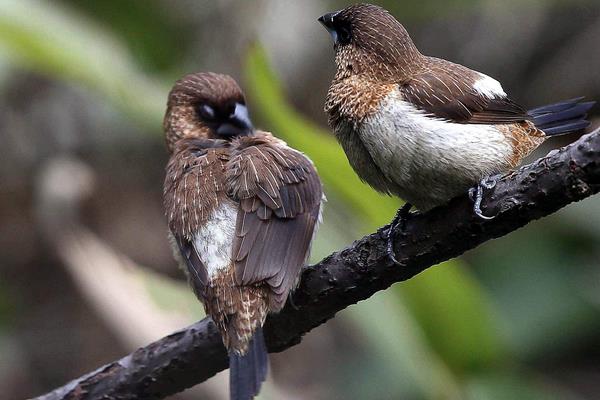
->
[318,3,594,261]
[163,72,323,400]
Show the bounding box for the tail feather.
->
[528,97,595,136]
[229,327,268,400]
[528,97,585,115]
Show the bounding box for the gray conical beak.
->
[216,103,254,137]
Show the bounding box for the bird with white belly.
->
[319,3,594,262]
[163,72,323,400]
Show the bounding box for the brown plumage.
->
[319,3,594,212]
[163,72,323,400]
[321,4,526,124]
[319,3,593,264]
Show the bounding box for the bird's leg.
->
[468,176,498,220]
[386,202,413,266]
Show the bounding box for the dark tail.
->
[229,327,269,400]
[528,97,595,136]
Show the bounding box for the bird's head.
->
[164,72,254,152]
[318,4,420,81]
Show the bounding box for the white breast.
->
[193,202,237,278]
[358,89,513,210]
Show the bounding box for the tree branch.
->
[36,128,600,400]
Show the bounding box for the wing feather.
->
[164,138,229,299]
[401,61,528,125]
[227,135,322,308]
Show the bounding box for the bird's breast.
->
[356,89,515,210]
[333,120,402,196]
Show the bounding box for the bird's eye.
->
[337,25,352,45]
[197,104,215,121]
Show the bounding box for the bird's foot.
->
[386,203,412,266]
[468,176,498,220]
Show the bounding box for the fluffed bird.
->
[163,72,323,400]
[318,3,594,261]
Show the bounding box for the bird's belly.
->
[334,121,403,196]
[359,93,514,210]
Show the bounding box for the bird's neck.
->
[335,44,422,83]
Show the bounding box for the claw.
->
[481,177,497,190]
[468,186,477,202]
[387,203,412,265]
[471,176,497,220]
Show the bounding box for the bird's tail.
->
[229,327,268,400]
[528,97,595,136]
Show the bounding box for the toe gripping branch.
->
[387,175,498,266]
[387,174,500,266]
[386,202,413,265]
[469,176,498,220]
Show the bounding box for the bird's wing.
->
[164,138,230,298]
[227,135,322,309]
[400,61,528,124]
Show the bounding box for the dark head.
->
[318,4,421,81]
[164,72,254,152]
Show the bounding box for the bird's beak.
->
[217,103,254,137]
[318,11,339,43]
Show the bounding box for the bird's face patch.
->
[318,10,352,47]
[195,101,254,140]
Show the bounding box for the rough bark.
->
[36,128,600,400]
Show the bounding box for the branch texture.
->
[37,128,600,400]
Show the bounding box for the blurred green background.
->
[1,1,599,399]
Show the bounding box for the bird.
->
[318,3,594,262]
[163,72,323,400]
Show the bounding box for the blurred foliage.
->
[1,1,599,399]
[0,0,167,126]
[61,0,188,73]
[464,372,579,400]
[472,219,600,359]
[344,292,463,399]
[0,281,12,330]
[138,268,204,320]
[368,0,600,20]
[399,264,506,375]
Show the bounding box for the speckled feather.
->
[164,138,230,239]
[323,4,568,210]
[227,133,322,310]
[165,129,322,354]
